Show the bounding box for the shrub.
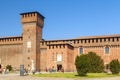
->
[6,65,12,71]
[87,52,104,73]
[109,59,120,74]
[75,55,90,76]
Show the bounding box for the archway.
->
[57,64,62,72]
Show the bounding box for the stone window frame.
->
[104,46,110,55]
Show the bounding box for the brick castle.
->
[0,11,120,72]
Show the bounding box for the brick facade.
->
[0,11,120,72]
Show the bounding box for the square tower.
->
[20,12,44,71]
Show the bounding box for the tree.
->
[109,59,120,74]
[75,52,104,76]
[75,55,90,76]
[87,52,104,73]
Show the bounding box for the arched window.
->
[80,48,83,54]
[105,46,109,54]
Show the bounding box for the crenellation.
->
[114,38,117,42]
[73,40,75,44]
[84,39,87,43]
[22,13,36,18]
[41,37,120,49]
[94,39,96,43]
[0,37,22,44]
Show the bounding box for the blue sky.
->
[0,0,120,40]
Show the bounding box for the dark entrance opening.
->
[57,64,62,72]
[0,64,1,69]
[0,64,2,74]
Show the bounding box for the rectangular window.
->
[57,54,62,61]
[80,48,83,54]
[105,47,109,54]
[27,41,31,48]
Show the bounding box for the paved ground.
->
[0,73,120,80]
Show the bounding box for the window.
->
[80,48,83,54]
[105,47,109,54]
[57,54,62,61]
[27,41,31,48]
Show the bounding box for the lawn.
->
[33,72,120,78]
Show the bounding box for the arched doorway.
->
[57,64,62,71]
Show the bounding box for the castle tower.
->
[20,12,44,71]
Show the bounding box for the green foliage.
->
[87,52,104,73]
[6,65,12,71]
[75,52,104,76]
[75,55,90,76]
[109,59,120,74]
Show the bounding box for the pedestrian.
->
[45,67,48,72]
[32,70,35,75]
[61,68,64,73]
[0,68,2,74]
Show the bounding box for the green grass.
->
[33,72,120,78]
[87,73,120,78]
[34,72,78,78]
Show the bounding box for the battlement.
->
[20,11,45,24]
[0,36,23,44]
[40,34,120,48]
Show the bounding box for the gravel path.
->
[0,73,120,80]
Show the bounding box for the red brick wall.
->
[0,44,23,69]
